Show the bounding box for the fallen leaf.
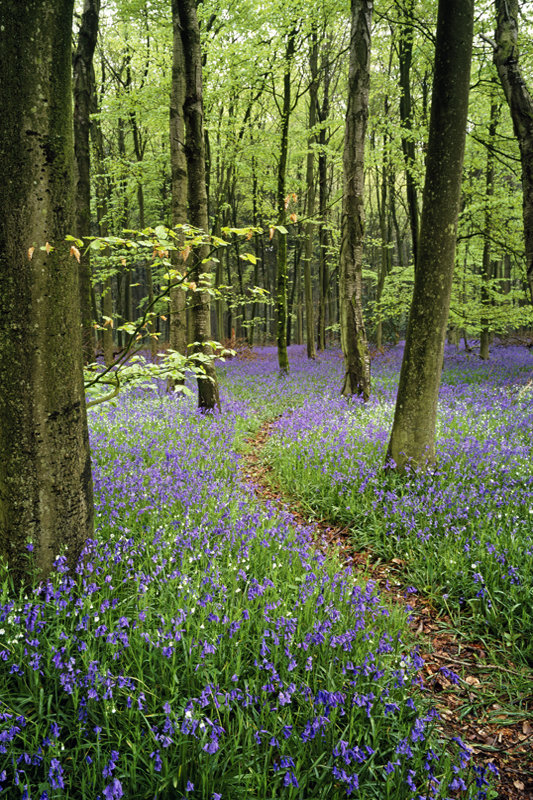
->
[513,781,525,791]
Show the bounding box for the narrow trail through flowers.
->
[240,416,533,800]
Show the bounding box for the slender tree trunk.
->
[249,159,260,347]
[117,117,132,325]
[169,6,188,359]
[317,52,331,352]
[73,0,100,363]
[287,237,301,346]
[295,247,303,345]
[376,100,392,349]
[176,0,219,410]
[276,29,296,373]
[480,98,498,360]
[339,0,372,400]
[129,82,157,359]
[90,93,114,366]
[304,32,318,359]
[387,0,474,469]
[0,0,93,582]
[398,0,420,271]
[493,0,533,306]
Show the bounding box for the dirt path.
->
[240,417,533,800]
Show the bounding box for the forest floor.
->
[240,414,533,800]
[2,342,532,799]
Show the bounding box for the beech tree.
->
[339,0,372,400]
[169,0,188,360]
[386,0,474,469]
[275,27,297,374]
[0,0,93,580]
[174,0,220,410]
[73,0,101,363]
[492,0,533,305]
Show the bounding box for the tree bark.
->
[386,0,474,470]
[275,29,296,374]
[493,0,533,305]
[170,5,189,359]
[304,32,319,359]
[339,0,372,400]
[73,0,100,364]
[317,52,331,352]
[0,0,93,581]
[117,116,131,326]
[480,98,498,360]
[376,121,392,350]
[398,0,420,271]
[175,0,219,410]
[90,86,114,366]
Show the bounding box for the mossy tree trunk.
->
[73,0,100,364]
[176,0,219,411]
[493,0,533,306]
[339,0,372,400]
[0,0,94,582]
[386,0,474,470]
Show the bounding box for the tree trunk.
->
[339,0,372,400]
[398,0,420,271]
[176,0,219,410]
[480,98,498,360]
[90,96,114,366]
[0,0,93,582]
[275,29,296,373]
[493,0,533,306]
[304,32,318,359]
[170,4,188,359]
[117,117,132,325]
[376,98,392,349]
[249,159,260,347]
[386,0,474,470]
[317,51,331,352]
[128,73,157,359]
[73,0,100,364]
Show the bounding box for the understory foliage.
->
[0,349,502,798]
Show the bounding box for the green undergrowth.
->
[254,352,533,746]
[0,392,493,799]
